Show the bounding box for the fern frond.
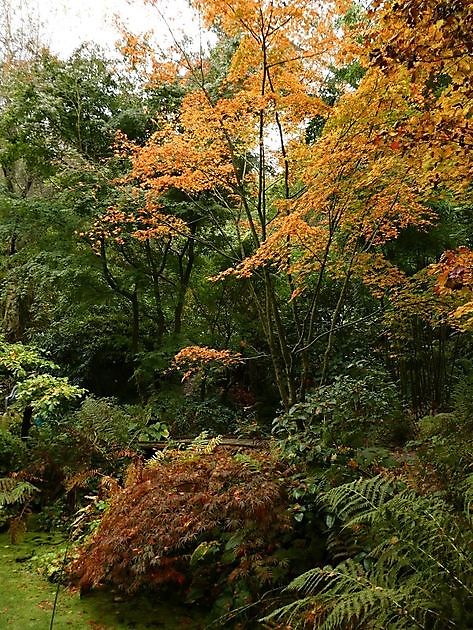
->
[271,474,473,629]
[124,461,143,487]
[187,432,222,455]
[0,478,38,507]
[286,560,429,629]
[326,528,362,562]
[65,469,101,492]
[321,475,394,523]
[262,596,323,628]
[100,475,122,497]
[463,473,473,521]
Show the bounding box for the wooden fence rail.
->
[138,437,266,450]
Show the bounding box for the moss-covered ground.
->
[0,531,205,629]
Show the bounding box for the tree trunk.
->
[21,406,33,441]
[131,287,140,353]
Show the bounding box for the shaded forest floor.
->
[0,531,204,630]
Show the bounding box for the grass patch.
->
[0,531,205,629]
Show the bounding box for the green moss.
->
[0,532,205,629]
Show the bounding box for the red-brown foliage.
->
[70,448,293,598]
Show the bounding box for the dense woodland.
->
[0,0,472,627]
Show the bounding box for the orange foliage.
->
[172,345,243,381]
[431,247,473,330]
[84,204,188,252]
[208,0,472,295]
[115,0,471,259]
[107,0,471,404]
[70,449,292,596]
[118,0,471,297]
[365,0,472,184]
[114,0,349,250]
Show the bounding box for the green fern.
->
[320,475,395,526]
[72,396,132,447]
[187,431,222,454]
[266,475,473,629]
[0,477,39,543]
[0,477,38,507]
[462,473,473,521]
[452,372,473,425]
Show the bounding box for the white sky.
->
[26,0,202,58]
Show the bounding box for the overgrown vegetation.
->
[0,0,471,627]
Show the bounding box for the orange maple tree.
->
[107,0,471,406]
[172,345,243,381]
[431,247,473,331]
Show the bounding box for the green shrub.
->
[417,412,457,438]
[274,365,405,455]
[0,429,26,473]
[148,391,242,437]
[413,410,473,498]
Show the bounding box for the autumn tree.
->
[432,247,473,332]
[114,0,350,407]
[112,0,470,409]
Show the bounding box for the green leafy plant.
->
[0,337,58,379]
[124,402,170,443]
[267,475,473,629]
[132,421,169,442]
[0,338,86,444]
[0,429,25,473]
[274,365,405,461]
[14,374,85,421]
[148,391,242,437]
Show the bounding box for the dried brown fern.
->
[65,469,101,493]
[9,509,30,543]
[100,475,122,498]
[124,459,144,488]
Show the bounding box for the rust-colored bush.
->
[70,448,293,599]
